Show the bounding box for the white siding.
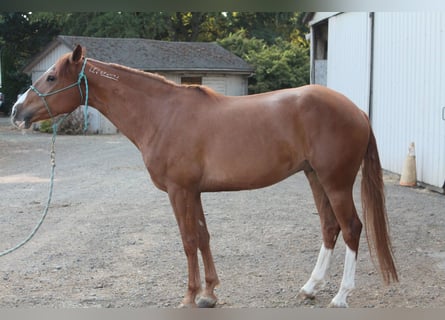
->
[163,73,248,96]
[203,76,227,95]
[225,75,248,96]
[163,73,180,84]
[32,45,71,82]
[86,107,116,134]
[372,12,445,188]
[327,12,371,113]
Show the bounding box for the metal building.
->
[305,12,445,192]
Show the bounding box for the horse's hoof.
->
[197,296,217,308]
[297,290,315,301]
[328,301,348,308]
[178,302,197,308]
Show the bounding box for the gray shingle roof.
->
[56,35,253,73]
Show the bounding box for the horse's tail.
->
[361,127,398,284]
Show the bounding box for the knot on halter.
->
[30,57,90,133]
[78,58,89,133]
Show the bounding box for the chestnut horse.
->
[12,45,398,307]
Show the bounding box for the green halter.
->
[30,57,90,133]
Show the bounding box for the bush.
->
[246,39,309,93]
[218,30,310,94]
[38,107,87,135]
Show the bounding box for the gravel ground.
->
[0,116,444,308]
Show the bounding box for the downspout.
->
[308,25,315,84]
[368,12,375,123]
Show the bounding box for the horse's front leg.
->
[167,185,204,307]
[195,194,219,307]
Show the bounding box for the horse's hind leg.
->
[299,170,341,300]
[323,184,363,308]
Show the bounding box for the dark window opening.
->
[181,77,202,85]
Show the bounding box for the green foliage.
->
[0,12,60,113]
[0,11,310,114]
[57,12,228,42]
[217,29,266,58]
[248,39,309,93]
[217,13,310,93]
[38,119,53,133]
[38,108,86,135]
[218,31,309,94]
[225,12,303,45]
[58,12,172,39]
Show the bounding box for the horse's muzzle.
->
[11,103,32,129]
[11,90,33,129]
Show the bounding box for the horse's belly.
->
[201,149,305,192]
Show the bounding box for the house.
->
[22,35,254,134]
[305,12,445,192]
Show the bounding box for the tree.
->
[59,12,171,39]
[0,11,310,112]
[224,12,306,45]
[0,12,60,114]
[246,39,309,93]
[57,12,226,42]
[217,29,266,58]
[218,30,309,94]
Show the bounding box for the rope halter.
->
[29,57,90,132]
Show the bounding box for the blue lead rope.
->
[0,131,57,257]
[78,58,90,133]
[0,57,90,257]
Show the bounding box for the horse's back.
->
[197,85,369,191]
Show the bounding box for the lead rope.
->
[0,58,89,257]
[0,127,58,257]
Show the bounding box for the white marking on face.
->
[31,64,56,84]
[45,64,55,74]
[14,89,30,106]
[11,89,32,129]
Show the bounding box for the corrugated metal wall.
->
[313,12,445,189]
[372,12,445,188]
[327,12,371,113]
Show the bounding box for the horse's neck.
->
[85,60,175,149]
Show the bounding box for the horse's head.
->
[11,45,86,129]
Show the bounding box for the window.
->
[181,77,202,85]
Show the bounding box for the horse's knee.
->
[182,235,199,256]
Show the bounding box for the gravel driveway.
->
[0,116,444,308]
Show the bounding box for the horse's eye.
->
[47,75,56,82]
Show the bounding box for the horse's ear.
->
[71,45,84,64]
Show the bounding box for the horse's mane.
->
[108,62,222,99]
